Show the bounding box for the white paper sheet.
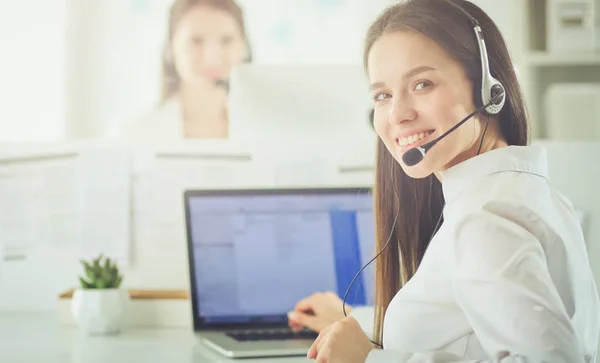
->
[40,160,79,247]
[0,171,41,260]
[77,147,132,266]
[0,156,79,260]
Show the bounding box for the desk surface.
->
[0,313,311,363]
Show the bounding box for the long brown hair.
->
[161,0,251,102]
[364,0,530,346]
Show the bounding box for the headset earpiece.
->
[470,24,505,115]
[490,84,504,103]
[448,0,506,116]
[483,80,505,115]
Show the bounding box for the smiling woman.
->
[120,0,252,143]
[368,35,511,178]
[294,0,600,363]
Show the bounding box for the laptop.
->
[184,187,375,358]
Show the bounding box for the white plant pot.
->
[72,288,130,335]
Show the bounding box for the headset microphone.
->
[402,87,503,167]
[214,79,230,92]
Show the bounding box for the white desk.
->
[0,313,311,363]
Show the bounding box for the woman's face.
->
[171,5,247,89]
[368,31,485,179]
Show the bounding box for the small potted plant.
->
[72,254,129,335]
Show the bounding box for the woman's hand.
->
[288,291,351,333]
[307,316,374,363]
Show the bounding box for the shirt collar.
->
[438,145,549,202]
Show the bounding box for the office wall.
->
[235,0,393,65]
[0,1,66,142]
[65,0,172,139]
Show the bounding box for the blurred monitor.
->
[228,65,376,155]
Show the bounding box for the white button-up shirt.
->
[363,145,600,363]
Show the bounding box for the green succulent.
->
[79,254,123,289]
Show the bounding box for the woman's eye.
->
[414,80,433,91]
[373,93,391,102]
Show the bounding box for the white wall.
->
[65,0,172,139]
[0,1,66,142]
[236,0,393,65]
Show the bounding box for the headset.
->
[341,0,507,349]
[402,0,506,166]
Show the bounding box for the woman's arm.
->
[364,209,590,363]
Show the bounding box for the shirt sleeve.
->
[364,209,588,363]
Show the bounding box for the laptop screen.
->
[186,188,375,326]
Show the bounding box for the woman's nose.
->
[389,100,417,125]
[201,44,224,68]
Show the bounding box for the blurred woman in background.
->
[122,0,251,143]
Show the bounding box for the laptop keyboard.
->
[226,328,318,342]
